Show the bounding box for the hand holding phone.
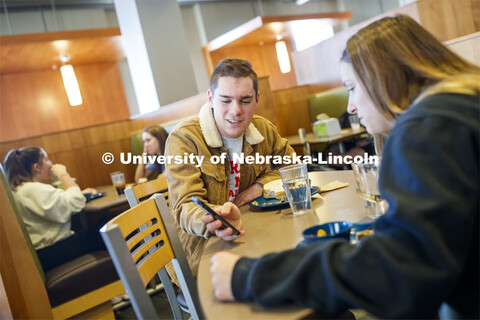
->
[191,196,241,236]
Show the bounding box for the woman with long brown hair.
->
[134,125,169,183]
[208,15,479,319]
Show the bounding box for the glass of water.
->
[351,159,388,219]
[279,164,311,215]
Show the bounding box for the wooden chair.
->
[0,164,124,319]
[100,194,204,320]
[125,175,169,207]
[125,176,189,316]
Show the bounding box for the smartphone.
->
[90,192,106,200]
[191,196,240,236]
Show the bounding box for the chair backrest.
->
[0,164,46,282]
[100,194,204,320]
[125,175,169,207]
[0,164,53,318]
[309,87,349,122]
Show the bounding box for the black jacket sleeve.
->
[231,94,479,319]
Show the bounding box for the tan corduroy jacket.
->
[164,103,294,283]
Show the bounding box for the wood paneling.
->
[0,62,130,142]
[209,41,298,91]
[292,0,480,86]
[256,76,278,128]
[0,120,133,188]
[0,28,124,73]
[272,84,335,137]
[0,93,207,188]
[417,0,480,42]
[445,31,480,66]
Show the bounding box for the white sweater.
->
[14,182,86,250]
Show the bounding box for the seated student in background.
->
[209,15,479,319]
[134,125,169,183]
[165,58,294,282]
[4,147,106,271]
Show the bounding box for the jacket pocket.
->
[200,159,226,204]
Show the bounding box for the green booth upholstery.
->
[308,87,349,122]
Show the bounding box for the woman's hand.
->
[210,252,241,301]
[51,164,68,178]
[201,202,246,241]
[51,164,77,190]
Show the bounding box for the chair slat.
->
[100,194,205,320]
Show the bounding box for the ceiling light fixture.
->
[295,0,312,5]
[275,40,291,74]
[59,54,83,107]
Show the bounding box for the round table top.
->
[197,170,370,319]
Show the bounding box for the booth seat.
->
[308,87,349,122]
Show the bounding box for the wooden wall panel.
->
[0,120,134,188]
[0,93,207,188]
[292,0,480,87]
[273,84,334,137]
[209,41,298,91]
[417,0,480,42]
[0,62,129,142]
[255,76,278,128]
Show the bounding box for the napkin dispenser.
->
[312,118,341,137]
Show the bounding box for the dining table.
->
[73,185,130,230]
[285,128,367,153]
[196,170,372,319]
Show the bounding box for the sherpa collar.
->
[198,103,264,148]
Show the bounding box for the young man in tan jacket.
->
[165,58,294,281]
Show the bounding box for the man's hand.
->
[210,252,241,301]
[201,202,245,241]
[234,183,263,207]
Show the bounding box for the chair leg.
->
[158,268,183,320]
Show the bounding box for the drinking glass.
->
[351,159,388,219]
[110,171,126,195]
[349,114,361,131]
[279,164,311,215]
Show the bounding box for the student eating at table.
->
[4,147,107,272]
[209,15,479,319]
[164,58,294,283]
[134,125,169,183]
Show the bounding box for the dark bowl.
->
[302,221,353,242]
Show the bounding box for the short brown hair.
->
[210,58,259,96]
[342,14,479,120]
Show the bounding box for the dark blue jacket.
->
[232,93,479,319]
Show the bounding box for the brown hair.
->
[341,14,479,120]
[210,58,259,96]
[4,147,44,190]
[143,125,168,156]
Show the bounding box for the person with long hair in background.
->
[4,147,106,271]
[134,125,169,183]
[208,15,479,319]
